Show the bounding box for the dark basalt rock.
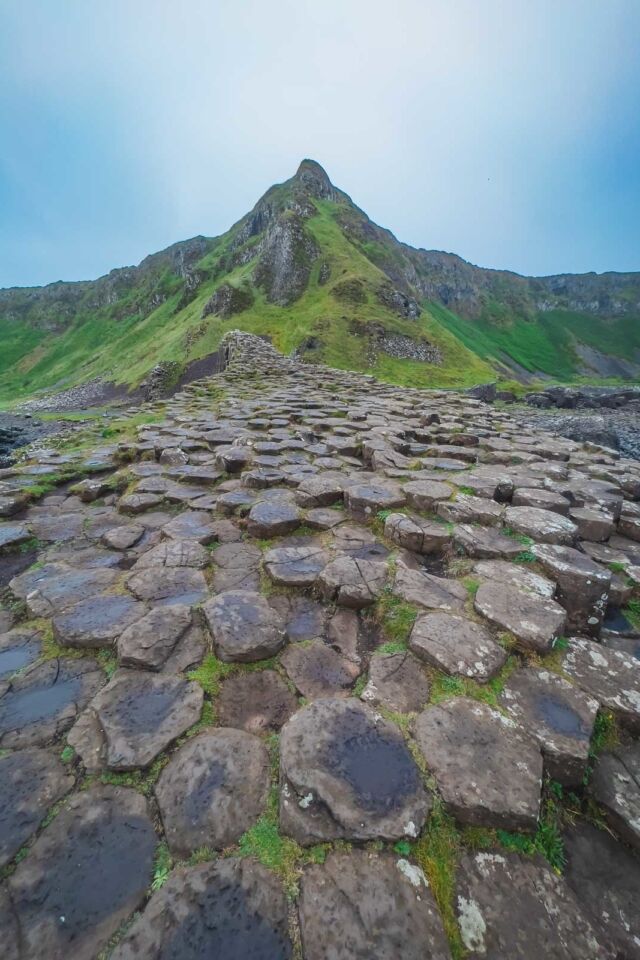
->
[111,859,293,960]
[201,281,254,319]
[4,786,156,960]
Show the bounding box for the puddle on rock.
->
[0,678,80,734]
[603,606,635,634]
[324,708,421,814]
[0,641,40,680]
[0,550,37,590]
[534,694,590,740]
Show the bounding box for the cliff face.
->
[0,159,638,402]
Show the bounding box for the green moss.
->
[414,799,465,959]
[375,589,418,645]
[623,598,640,630]
[151,842,173,891]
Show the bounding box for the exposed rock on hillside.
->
[253,212,319,306]
[201,282,254,319]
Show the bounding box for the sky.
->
[1,0,639,289]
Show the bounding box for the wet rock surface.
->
[111,859,293,960]
[1,331,640,956]
[299,850,450,960]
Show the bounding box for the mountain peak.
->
[294,158,335,200]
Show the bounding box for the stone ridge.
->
[0,329,639,958]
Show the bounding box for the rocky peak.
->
[294,159,337,201]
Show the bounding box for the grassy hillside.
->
[0,159,638,406]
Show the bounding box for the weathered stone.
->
[403,479,454,511]
[68,670,203,770]
[101,524,145,550]
[437,494,504,526]
[117,604,193,669]
[280,639,355,699]
[561,637,640,730]
[563,822,640,960]
[0,627,42,680]
[216,445,254,472]
[474,581,566,652]
[295,474,346,507]
[591,743,640,851]
[11,563,120,616]
[0,522,31,550]
[118,492,163,515]
[218,670,297,733]
[280,697,429,843]
[0,748,73,868]
[264,544,329,586]
[500,667,598,785]
[155,729,270,856]
[246,499,301,537]
[511,487,571,514]
[503,506,578,545]
[533,543,611,636]
[410,612,507,681]
[110,859,292,960]
[361,650,430,712]
[212,541,262,591]
[393,565,467,612]
[414,698,542,830]
[203,590,286,662]
[318,555,387,608]
[384,513,450,554]
[455,850,614,959]
[305,506,345,529]
[5,786,156,960]
[299,850,450,960]
[344,481,406,518]
[162,509,219,543]
[53,593,147,647]
[569,507,614,542]
[453,524,523,560]
[473,559,556,598]
[126,566,208,605]
[133,538,209,569]
[0,657,104,748]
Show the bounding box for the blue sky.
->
[1,0,639,288]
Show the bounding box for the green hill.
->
[1,159,638,405]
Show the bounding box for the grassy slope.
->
[1,195,637,404]
[0,201,494,403]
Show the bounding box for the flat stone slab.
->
[0,627,42,680]
[270,594,330,643]
[264,544,329,586]
[212,542,261,591]
[117,603,193,670]
[410,612,507,681]
[101,524,146,550]
[473,559,556,598]
[344,481,406,518]
[591,743,640,851]
[474,581,566,652]
[110,859,292,960]
[52,593,147,648]
[500,667,598,785]
[455,850,614,959]
[533,543,611,636]
[0,657,104,748]
[384,513,451,554]
[0,747,74,868]
[393,565,467,612]
[246,499,301,537]
[68,670,203,770]
[299,850,450,960]
[318,556,387,608]
[161,509,219,543]
[280,697,429,843]
[295,474,346,507]
[218,669,297,733]
[126,566,208,606]
[0,522,32,550]
[413,698,542,830]
[203,590,286,662]
[403,479,454,511]
[4,785,156,960]
[133,538,209,569]
[503,506,578,545]
[437,494,504,526]
[452,524,523,560]
[561,637,640,731]
[280,639,356,699]
[118,492,163,515]
[564,822,640,960]
[361,650,430,713]
[11,563,120,617]
[155,729,270,856]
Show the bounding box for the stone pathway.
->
[0,330,639,957]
